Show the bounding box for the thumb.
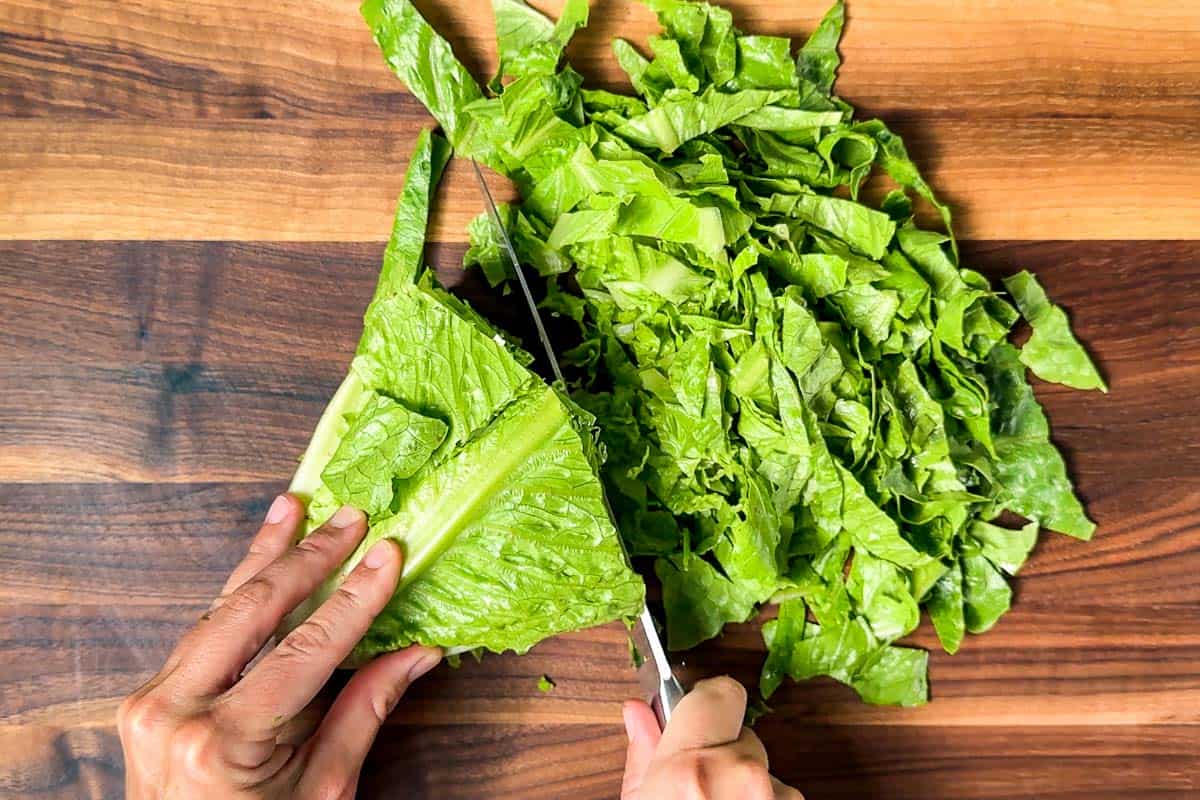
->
[620,700,662,800]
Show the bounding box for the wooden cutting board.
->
[1,1,1198,798]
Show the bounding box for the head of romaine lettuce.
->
[283,131,644,664]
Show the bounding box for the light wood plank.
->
[2,0,1198,119]
[2,719,1193,800]
[3,115,1199,241]
[7,721,1194,800]
[0,119,520,242]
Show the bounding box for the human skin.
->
[119,493,804,799]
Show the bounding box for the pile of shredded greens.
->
[360,0,1104,705]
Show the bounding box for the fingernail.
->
[362,539,397,570]
[328,505,363,529]
[264,494,291,525]
[407,648,442,682]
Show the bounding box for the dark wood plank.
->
[2,240,1196,484]
[758,725,1200,799]
[0,240,479,366]
[0,482,271,607]
[0,363,342,482]
[4,475,1189,614]
[3,238,1195,373]
[1,480,1196,730]
[4,0,1199,120]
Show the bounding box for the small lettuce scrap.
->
[287,129,644,663]
[1004,271,1107,392]
[360,0,1102,705]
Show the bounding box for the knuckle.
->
[170,717,220,780]
[330,582,370,614]
[291,535,331,561]
[308,519,358,548]
[290,531,347,568]
[223,576,277,619]
[730,756,773,800]
[662,752,708,797]
[371,684,405,724]
[245,537,279,562]
[278,616,337,660]
[117,692,167,741]
[310,774,355,800]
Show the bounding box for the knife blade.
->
[471,160,684,727]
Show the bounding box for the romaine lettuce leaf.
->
[797,0,844,93]
[614,88,786,153]
[288,130,644,661]
[377,129,451,299]
[492,0,588,84]
[362,0,485,153]
[926,560,965,654]
[320,394,447,516]
[850,644,928,707]
[986,343,1096,539]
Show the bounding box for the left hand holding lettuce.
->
[118,499,441,799]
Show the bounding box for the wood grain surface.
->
[1,0,1199,798]
[3,0,1200,241]
[4,115,1198,241]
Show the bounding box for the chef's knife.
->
[471,160,684,727]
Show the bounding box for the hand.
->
[118,495,441,799]
[620,676,803,800]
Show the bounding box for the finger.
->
[299,645,441,798]
[772,776,805,800]
[276,695,332,747]
[700,741,774,799]
[150,495,304,690]
[620,700,662,800]
[215,494,303,602]
[169,506,368,696]
[641,736,773,800]
[216,537,403,763]
[656,675,748,755]
[731,726,769,768]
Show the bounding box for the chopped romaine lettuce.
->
[357,0,1102,706]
